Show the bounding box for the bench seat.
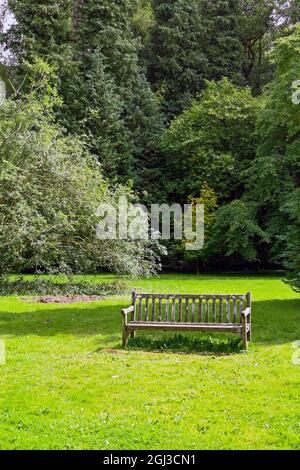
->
[127,321,249,333]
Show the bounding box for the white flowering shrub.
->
[0,61,164,277]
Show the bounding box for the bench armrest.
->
[241,307,251,318]
[121,305,134,323]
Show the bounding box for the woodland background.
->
[0,0,299,290]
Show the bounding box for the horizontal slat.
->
[126,321,246,333]
[135,293,247,300]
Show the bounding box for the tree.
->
[161,78,259,203]
[147,0,208,119]
[244,25,300,277]
[201,0,244,84]
[132,0,155,46]
[207,200,267,261]
[184,183,219,271]
[147,0,244,120]
[65,0,164,182]
[2,0,164,183]
[3,0,73,70]
[282,190,300,292]
[236,0,300,94]
[0,60,163,276]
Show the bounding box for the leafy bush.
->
[0,277,128,296]
[0,61,164,277]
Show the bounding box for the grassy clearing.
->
[0,274,300,450]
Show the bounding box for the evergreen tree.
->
[147,0,243,120]
[67,0,163,181]
[201,0,244,85]
[147,0,208,119]
[4,0,73,71]
[3,0,163,183]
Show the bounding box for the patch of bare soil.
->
[23,295,105,304]
[101,349,124,354]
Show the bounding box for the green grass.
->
[0,273,300,450]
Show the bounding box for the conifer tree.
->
[3,0,163,182]
[202,0,243,85]
[147,0,208,119]
[147,0,243,120]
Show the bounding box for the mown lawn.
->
[0,274,300,450]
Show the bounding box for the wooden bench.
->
[121,290,251,350]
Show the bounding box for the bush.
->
[0,277,128,296]
[0,60,164,277]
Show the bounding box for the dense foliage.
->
[0,1,299,280]
[146,0,243,120]
[0,276,128,296]
[161,78,259,202]
[0,60,163,277]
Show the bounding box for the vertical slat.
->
[246,292,251,341]
[191,299,195,322]
[151,298,155,321]
[205,299,209,322]
[145,297,149,321]
[226,297,230,323]
[171,298,176,322]
[165,298,169,321]
[219,299,223,322]
[138,298,142,321]
[185,298,189,322]
[239,298,244,323]
[158,298,162,322]
[233,297,237,323]
[198,298,202,322]
[212,297,216,322]
[132,289,136,320]
[178,298,182,322]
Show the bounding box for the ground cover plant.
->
[0,273,299,450]
[0,276,127,297]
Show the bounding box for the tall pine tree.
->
[202,0,243,85]
[3,0,163,183]
[147,0,208,120]
[147,0,243,120]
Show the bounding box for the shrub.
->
[0,277,128,296]
[0,60,164,277]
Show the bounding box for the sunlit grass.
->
[0,273,299,449]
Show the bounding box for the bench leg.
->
[241,327,248,350]
[247,317,251,342]
[130,330,135,340]
[122,326,129,348]
[247,328,251,343]
[242,334,248,350]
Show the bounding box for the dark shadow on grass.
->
[0,303,123,342]
[0,298,299,348]
[127,334,242,355]
[251,298,300,345]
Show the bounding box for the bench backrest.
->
[131,291,251,324]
